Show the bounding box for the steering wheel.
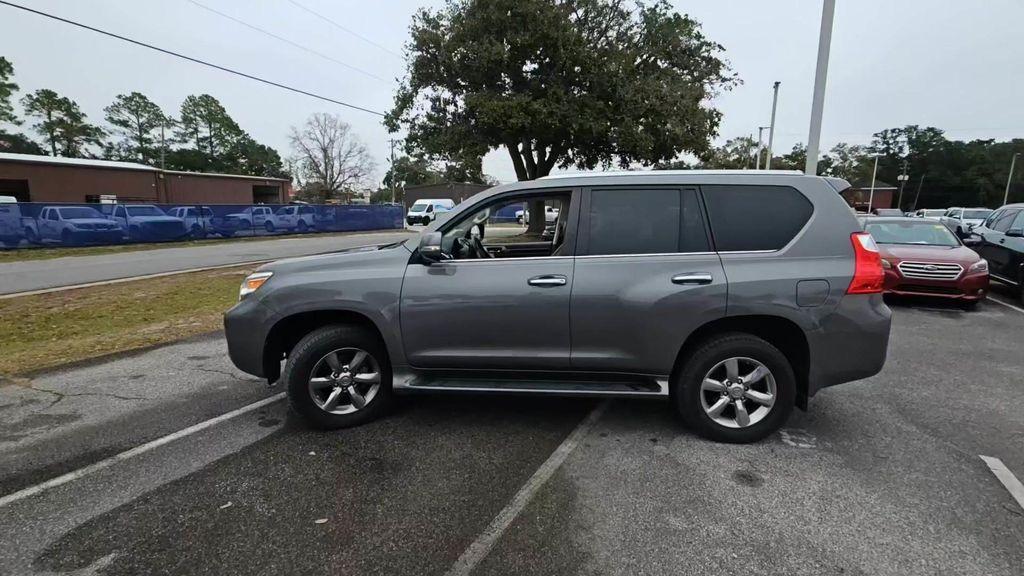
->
[471,234,494,258]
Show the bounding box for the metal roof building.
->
[0,153,290,204]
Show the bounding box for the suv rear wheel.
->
[283,325,393,429]
[674,333,795,443]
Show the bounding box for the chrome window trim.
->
[576,251,717,259]
[439,255,573,264]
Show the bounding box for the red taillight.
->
[847,232,884,294]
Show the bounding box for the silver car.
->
[225,171,891,443]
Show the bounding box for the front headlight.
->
[239,271,273,300]
[968,259,988,274]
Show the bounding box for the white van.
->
[406,198,455,226]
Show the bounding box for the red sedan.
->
[861,217,989,306]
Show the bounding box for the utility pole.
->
[804,0,836,175]
[766,82,780,169]
[867,155,879,212]
[911,174,926,211]
[755,126,770,170]
[1004,152,1020,206]
[159,124,166,170]
[896,159,909,209]
[388,139,397,204]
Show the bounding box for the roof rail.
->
[537,169,805,180]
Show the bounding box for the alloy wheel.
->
[699,357,777,429]
[307,347,382,415]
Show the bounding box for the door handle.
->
[528,275,567,287]
[671,272,713,285]
[1000,238,1006,244]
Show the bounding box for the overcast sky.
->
[3,0,1023,184]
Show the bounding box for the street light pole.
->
[896,159,908,209]
[766,82,780,169]
[867,155,879,212]
[389,139,397,204]
[804,0,836,176]
[1004,152,1020,206]
[755,126,770,170]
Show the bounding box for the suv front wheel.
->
[283,325,393,429]
[674,333,795,443]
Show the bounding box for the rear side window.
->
[992,209,1020,232]
[587,188,708,255]
[702,185,813,251]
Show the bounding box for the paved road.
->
[0,230,415,295]
[0,298,1022,575]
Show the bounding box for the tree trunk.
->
[504,140,557,235]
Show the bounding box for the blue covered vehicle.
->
[36,206,124,245]
[107,204,187,242]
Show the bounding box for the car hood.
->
[256,240,414,275]
[65,218,117,226]
[129,216,181,223]
[878,244,980,264]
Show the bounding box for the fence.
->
[0,202,405,249]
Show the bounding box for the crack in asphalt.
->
[194,366,262,384]
[6,380,149,409]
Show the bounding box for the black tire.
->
[959,299,979,311]
[264,221,275,233]
[24,227,39,244]
[283,324,393,429]
[60,229,78,246]
[673,333,796,444]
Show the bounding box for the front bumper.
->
[223,296,275,378]
[883,269,989,301]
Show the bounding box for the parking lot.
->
[1,292,1022,575]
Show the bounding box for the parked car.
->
[406,199,455,226]
[271,205,316,232]
[515,205,560,225]
[870,208,903,216]
[108,204,187,241]
[914,208,946,220]
[0,195,23,247]
[939,207,993,236]
[36,206,124,245]
[225,171,892,444]
[168,206,215,238]
[861,216,988,307]
[968,204,1024,301]
[217,206,275,235]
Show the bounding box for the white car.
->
[515,205,560,225]
[168,206,216,238]
[271,205,317,232]
[914,208,946,221]
[406,198,455,225]
[939,207,993,236]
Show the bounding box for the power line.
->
[284,0,403,60]
[0,0,384,117]
[184,0,391,84]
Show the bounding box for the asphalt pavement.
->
[0,298,1022,575]
[0,230,415,295]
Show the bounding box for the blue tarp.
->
[0,202,405,249]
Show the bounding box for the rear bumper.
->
[807,294,892,397]
[883,270,989,300]
[223,297,274,378]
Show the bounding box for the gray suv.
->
[225,171,891,443]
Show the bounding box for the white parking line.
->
[0,393,286,508]
[987,296,1024,315]
[980,456,1024,511]
[444,400,610,576]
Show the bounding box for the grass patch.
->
[0,229,403,264]
[0,266,254,378]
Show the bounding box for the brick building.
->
[0,153,289,204]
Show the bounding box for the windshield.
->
[59,207,103,219]
[126,206,165,216]
[866,221,960,247]
[963,209,992,219]
[410,203,428,212]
